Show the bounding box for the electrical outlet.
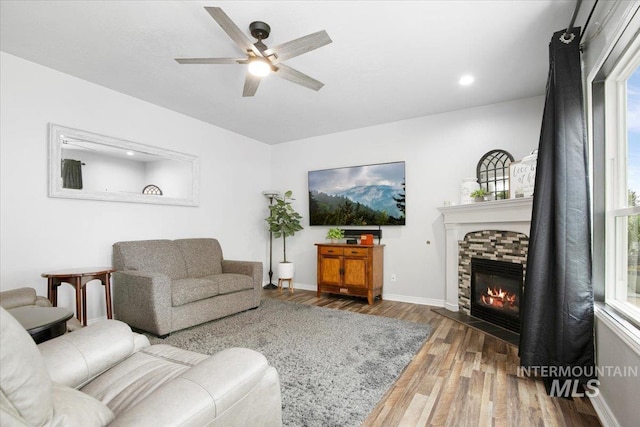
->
[391,274,397,282]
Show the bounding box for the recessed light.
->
[126,151,135,156]
[459,75,475,86]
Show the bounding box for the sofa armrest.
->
[0,287,39,309]
[35,296,53,307]
[110,348,282,426]
[222,260,263,305]
[38,320,147,389]
[112,270,172,336]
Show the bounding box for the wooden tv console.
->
[315,243,384,304]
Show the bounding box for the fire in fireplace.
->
[470,257,523,333]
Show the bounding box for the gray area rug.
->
[148,298,431,426]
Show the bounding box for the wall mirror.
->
[476,149,514,200]
[49,124,199,206]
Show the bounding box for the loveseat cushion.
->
[81,344,209,416]
[113,240,188,280]
[172,278,220,307]
[204,273,253,295]
[103,347,279,426]
[39,320,138,389]
[174,238,223,277]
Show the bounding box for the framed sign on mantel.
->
[509,159,537,198]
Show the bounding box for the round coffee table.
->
[9,306,73,344]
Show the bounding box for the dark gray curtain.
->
[62,159,83,189]
[519,28,595,387]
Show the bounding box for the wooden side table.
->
[41,267,114,326]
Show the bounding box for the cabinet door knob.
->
[328,250,334,253]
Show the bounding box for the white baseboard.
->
[383,294,444,307]
[292,283,317,292]
[444,302,459,311]
[273,283,444,307]
[589,393,619,427]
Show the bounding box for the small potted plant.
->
[496,191,508,200]
[470,188,489,202]
[265,190,304,279]
[326,228,344,243]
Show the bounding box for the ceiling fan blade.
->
[263,30,332,64]
[243,73,261,97]
[274,64,324,91]
[175,58,245,64]
[204,7,261,57]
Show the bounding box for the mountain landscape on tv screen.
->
[309,184,405,226]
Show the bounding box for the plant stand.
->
[278,278,294,294]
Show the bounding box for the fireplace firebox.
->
[470,258,523,333]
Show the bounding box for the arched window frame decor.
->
[142,185,163,196]
[476,149,514,199]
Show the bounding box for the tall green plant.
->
[266,190,304,263]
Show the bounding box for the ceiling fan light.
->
[248,59,271,77]
[459,74,475,86]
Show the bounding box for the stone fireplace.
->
[438,198,533,314]
[469,252,525,333]
[458,230,529,318]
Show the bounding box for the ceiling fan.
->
[175,7,332,97]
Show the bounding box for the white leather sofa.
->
[0,307,282,426]
[0,287,82,332]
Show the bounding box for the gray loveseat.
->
[112,238,262,337]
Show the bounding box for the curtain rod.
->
[581,0,599,38]
[566,0,583,37]
[566,0,601,38]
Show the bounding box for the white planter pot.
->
[278,262,295,279]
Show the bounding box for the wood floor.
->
[263,288,601,427]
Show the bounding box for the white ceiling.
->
[0,1,587,144]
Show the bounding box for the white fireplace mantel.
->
[437,198,533,311]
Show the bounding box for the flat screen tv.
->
[308,161,405,226]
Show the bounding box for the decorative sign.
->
[509,159,537,198]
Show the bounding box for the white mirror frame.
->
[49,123,199,206]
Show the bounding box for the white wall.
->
[0,52,271,322]
[270,96,544,305]
[593,315,640,427]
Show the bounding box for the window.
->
[604,35,640,321]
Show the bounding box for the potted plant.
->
[265,190,304,279]
[470,188,489,202]
[326,228,344,243]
